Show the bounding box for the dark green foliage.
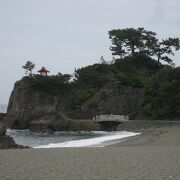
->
[109,27,180,64]
[74,63,114,89]
[143,67,180,119]
[22,61,35,76]
[74,55,160,89]
[70,55,162,112]
[23,74,71,95]
[152,37,180,63]
[114,75,147,88]
[112,55,161,77]
[109,27,157,57]
[69,89,97,110]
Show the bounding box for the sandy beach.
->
[0,125,180,180]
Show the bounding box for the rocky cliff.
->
[5,77,144,131]
[68,83,143,120]
[0,113,6,122]
[6,79,57,129]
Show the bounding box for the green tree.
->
[22,61,35,76]
[152,38,180,63]
[74,64,113,88]
[109,27,180,64]
[57,72,72,83]
[109,27,156,57]
[143,67,180,119]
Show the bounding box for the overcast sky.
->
[0,0,180,104]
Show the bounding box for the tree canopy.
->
[23,73,72,95]
[22,61,35,76]
[152,37,180,64]
[143,67,180,119]
[109,27,180,64]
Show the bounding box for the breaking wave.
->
[6,129,140,148]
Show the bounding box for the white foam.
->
[34,131,140,148]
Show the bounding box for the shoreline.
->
[5,121,180,148]
[1,123,180,179]
[109,125,180,147]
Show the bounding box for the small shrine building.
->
[38,67,50,76]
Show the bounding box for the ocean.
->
[6,129,140,148]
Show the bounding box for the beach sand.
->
[114,126,180,147]
[0,125,180,180]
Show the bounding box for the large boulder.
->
[0,123,26,149]
[0,123,27,149]
[0,136,25,149]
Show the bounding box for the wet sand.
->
[113,126,180,147]
[0,125,180,180]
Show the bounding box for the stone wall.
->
[95,115,129,122]
[118,120,180,131]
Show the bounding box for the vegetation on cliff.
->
[109,27,180,64]
[143,67,180,119]
[22,61,35,76]
[14,27,180,120]
[23,73,72,95]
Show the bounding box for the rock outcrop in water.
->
[0,122,25,149]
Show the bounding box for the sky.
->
[0,0,180,104]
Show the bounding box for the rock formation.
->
[4,77,143,131]
[0,122,6,136]
[5,79,57,129]
[0,122,26,149]
[71,84,143,120]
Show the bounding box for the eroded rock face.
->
[5,79,144,131]
[100,85,143,119]
[0,123,6,136]
[5,80,57,129]
[0,113,6,122]
[69,84,143,120]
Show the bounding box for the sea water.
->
[6,129,140,148]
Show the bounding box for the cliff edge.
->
[4,79,143,131]
[5,55,167,131]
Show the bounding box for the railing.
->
[95,115,129,122]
